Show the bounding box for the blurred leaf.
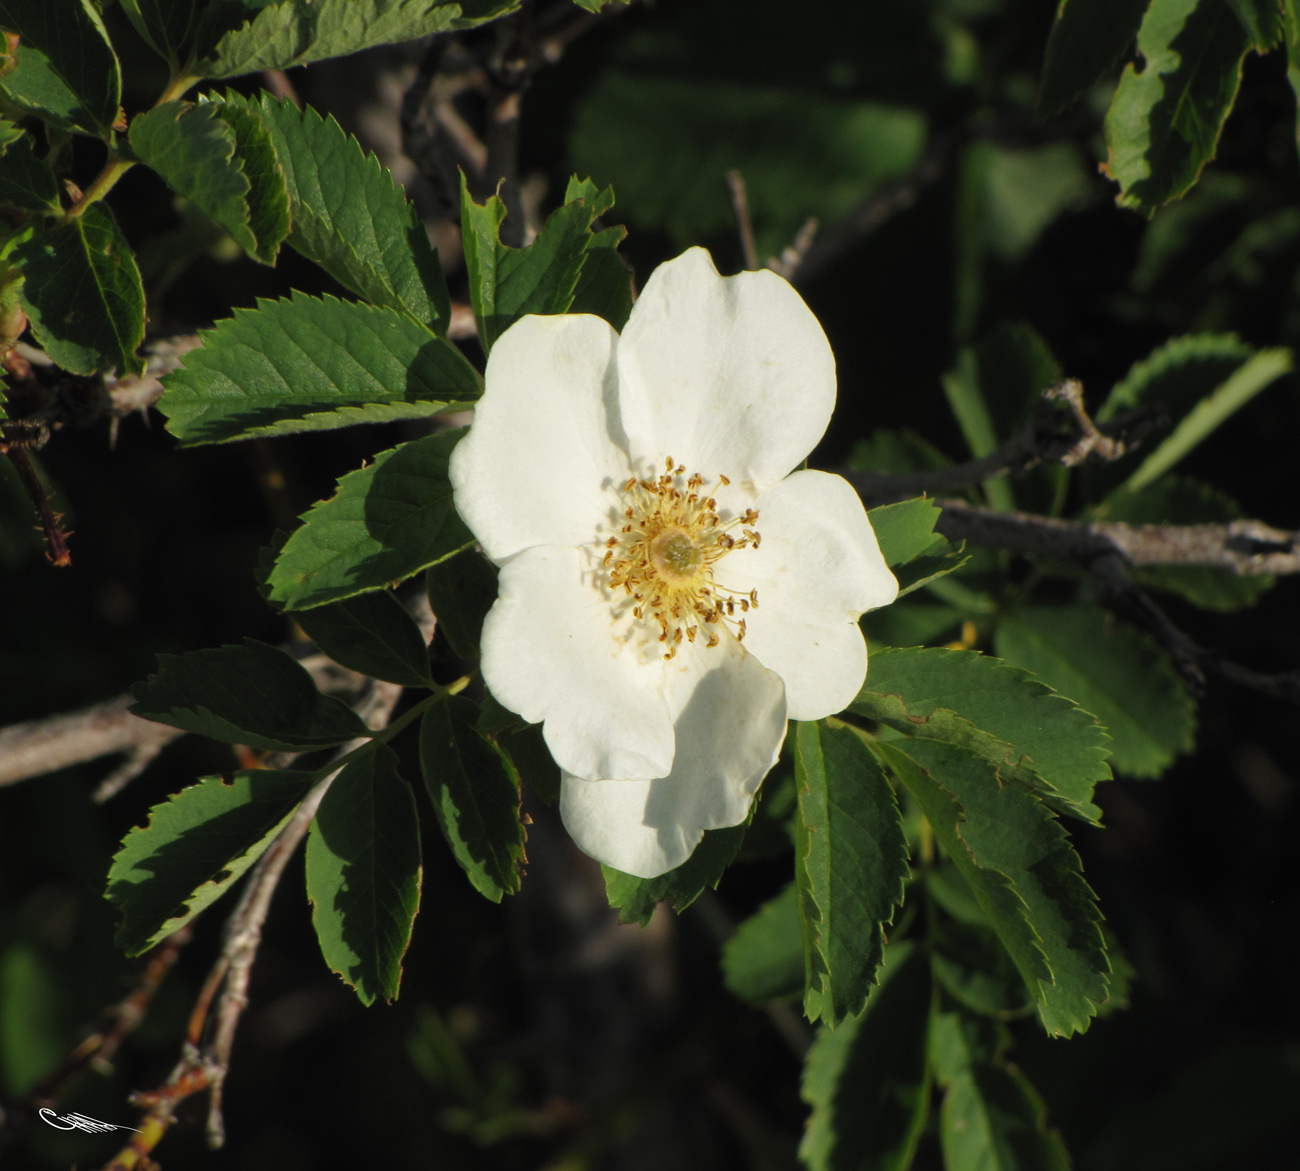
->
[160,293,480,445]
[307,744,422,1005]
[0,0,120,137]
[931,1010,1072,1170]
[1102,0,1252,215]
[1286,1,1300,156]
[107,769,319,955]
[0,134,60,213]
[800,944,932,1171]
[942,346,1016,512]
[854,646,1113,818]
[848,428,952,475]
[13,203,145,376]
[955,142,1090,340]
[236,93,451,331]
[0,115,23,153]
[268,430,474,610]
[489,716,561,806]
[1227,0,1284,49]
[603,819,748,927]
[193,0,519,79]
[881,741,1109,1036]
[129,99,289,264]
[418,696,526,902]
[0,941,62,1095]
[1099,331,1256,423]
[131,638,370,750]
[292,590,434,687]
[722,880,803,1005]
[460,174,626,351]
[932,916,1036,1019]
[862,599,963,648]
[1123,346,1291,490]
[425,548,498,661]
[1037,0,1147,118]
[119,0,201,68]
[571,73,926,260]
[1095,476,1275,610]
[1130,173,1253,294]
[794,719,909,1025]
[995,606,1196,778]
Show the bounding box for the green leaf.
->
[12,203,145,377]
[882,741,1109,1037]
[107,769,319,955]
[1227,0,1284,49]
[570,74,926,262]
[568,243,633,332]
[307,744,422,1005]
[995,605,1196,778]
[418,696,527,902]
[119,0,201,68]
[932,914,1036,1019]
[128,99,289,265]
[233,93,451,331]
[1102,0,1253,215]
[794,719,910,1025]
[1094,476,1275,611]
[1037,0,1148,119]
[0,134,60,213]
[194,0,518,79]
[931,1011,1072,1171]
[800,944,932,1171]
[425,548,498,661]
[721,881,803,1005]
[492,722,561,806]
[848,428,952,476]
[291,590,434,687]
[460,174,627,351]
[267,431,474,611]
[159,293,480,445]
[0,115,24,154]
[0,0,120,137]
[1122,347,1291,490]
[1286,1,1300,156]
[867,498,944,569]
[853,646,1113,819]
[603,820,748,927]
[131,638,371,751]
[1098,331,1256,422]
[942,346,1014,511]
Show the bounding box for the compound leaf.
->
[292,590,434,687]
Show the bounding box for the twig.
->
[845,381,1165,506]
[766,217,819,282]
[99,676,408,1170]
[726,170,759,272]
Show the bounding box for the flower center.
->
[603,457,761,660]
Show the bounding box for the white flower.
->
[449,248,898,879]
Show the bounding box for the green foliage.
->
[866,498,970,597]
[721,881,803,1005]
[1037,0,1148,118]
[800,944,932,1171]
[160,294,478,445]
[931,1011,1071,1170]
[306,745,422,1005]
[0,134,60,213]
[602,820,748,927]
[880,741,1110,1037]
[107,769,320,955]
[0,941,63,1095]
[854,646,1113,819]
[266,430,473,611]
[794,719,909,1026]
[131,639,371,751]
[119,0,201,70]
[571,73,926,260]
[191,0,519,80]
[0,0,120,138]
[129,99,289,264]
[425,548,499,661]
[460,174,630,351]
[418,696,527,902]
[291,590,435,687]
[1102,0,1255,215]
[995,606,1196,778]
[236,93,452,331]
[12,203,146,376]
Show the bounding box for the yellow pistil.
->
[603,456,761,660]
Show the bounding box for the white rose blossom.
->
[449,247,898,879]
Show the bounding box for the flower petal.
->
[616,248,836,493]
[481,544,674,782]
[559,635,787,878]
[738,470,897,720]
[449,314,631,564]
